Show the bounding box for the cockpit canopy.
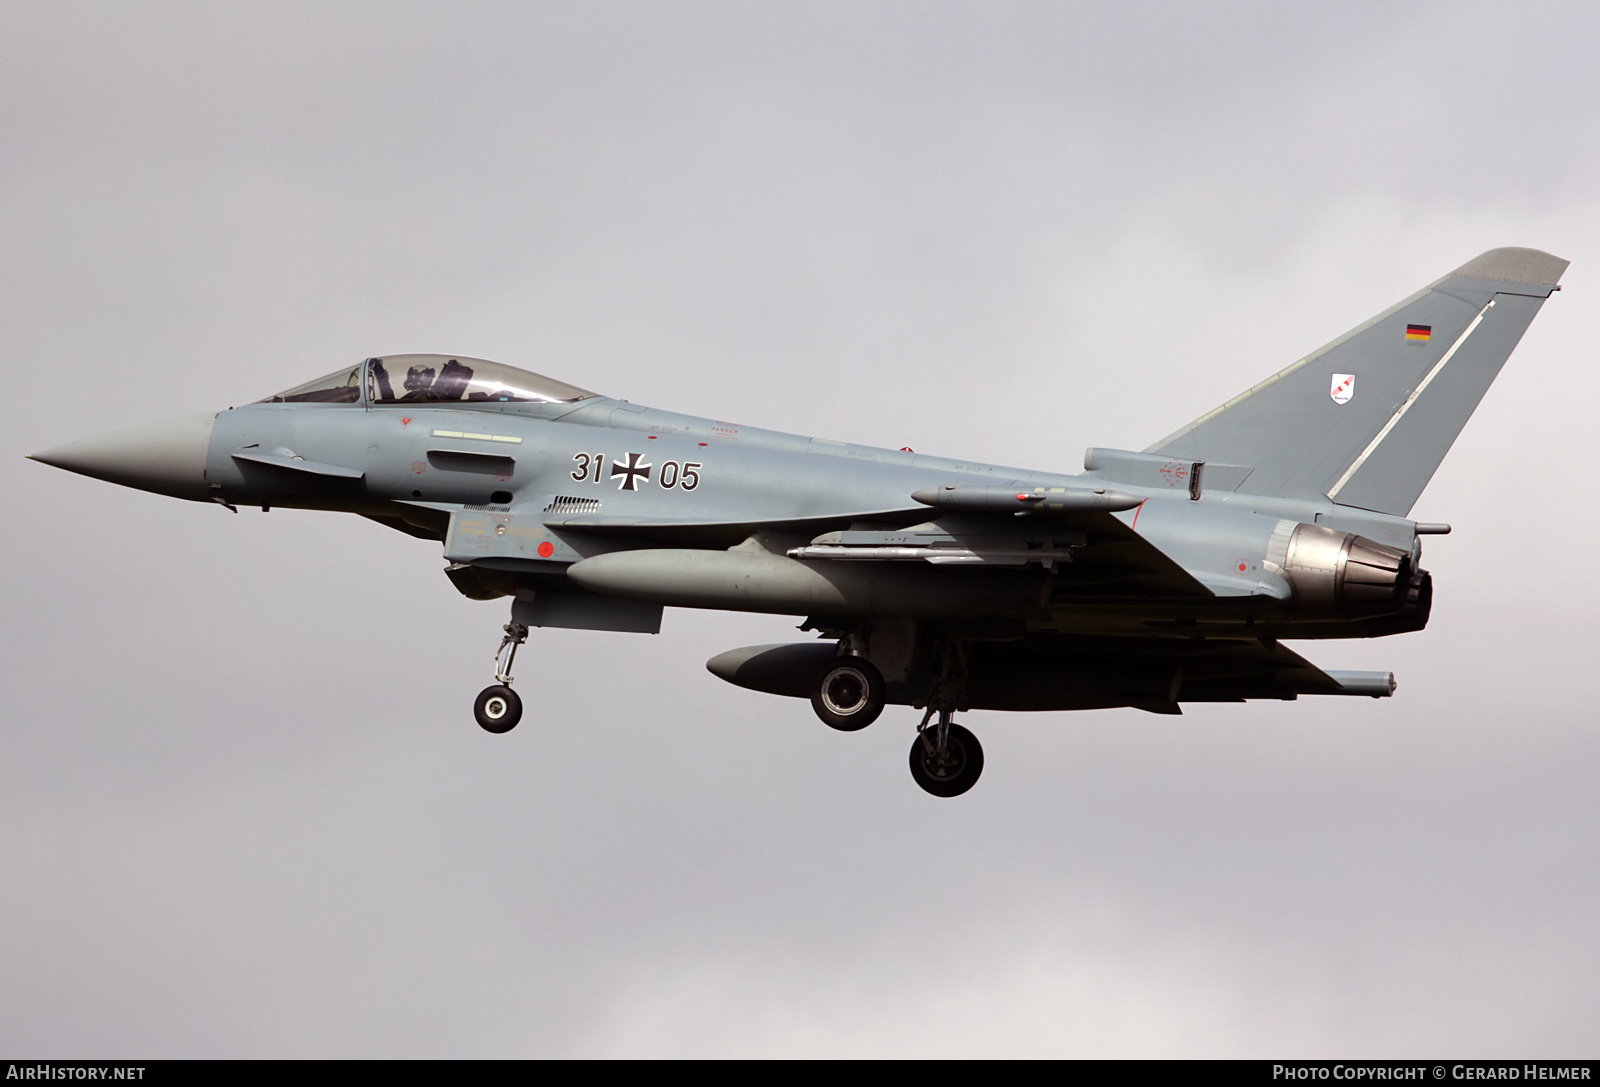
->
[366,355,597,404]
[260,363,364,404]
[257,355,598,406]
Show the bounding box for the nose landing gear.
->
[474,622,527,734]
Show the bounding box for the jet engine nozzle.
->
[1278,523,1420,619]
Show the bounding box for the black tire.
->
[474,684,523,734]
[908,722,984,797]
[810,658,886,731]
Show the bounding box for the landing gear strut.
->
[907,638,983,797]
[474,622,527,734]
[909,708,983,797]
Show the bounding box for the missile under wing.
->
[28,247,1568,796]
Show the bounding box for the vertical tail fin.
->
[1147,248,1568,515]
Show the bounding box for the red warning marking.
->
[698,442,708,447]
[1130,498,1147,529]
[401,417,412,426]
[647,435,657,439]
[1238,563,1248,572]
[537,541,555,558]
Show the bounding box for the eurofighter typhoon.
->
[29,248,1567,796]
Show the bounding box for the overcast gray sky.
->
[2,0,1597,1057]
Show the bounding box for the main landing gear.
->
[909,709,984,798]
[811,631,986,797]
[474,622,527,734]
[811,657,886,731]
[904,637,983,796]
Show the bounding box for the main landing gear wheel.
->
[909,721,984,797]
[811,658,886,731]
[474,685,523,733]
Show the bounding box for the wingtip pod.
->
[911,484,1143,514]
[1451,247,1569,286]
[1324,670,1397,698]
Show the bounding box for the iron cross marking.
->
[610,452,652,491]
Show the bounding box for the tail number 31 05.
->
[571,452,701,490]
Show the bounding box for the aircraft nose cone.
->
[29,411,217,501]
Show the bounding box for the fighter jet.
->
[28,247,1567,796]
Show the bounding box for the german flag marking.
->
[1406,323,1432,342]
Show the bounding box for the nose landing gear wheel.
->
[909,722,983,797]
[811,658,886,731]
[474,684,523,734]
[474,622,528,734]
